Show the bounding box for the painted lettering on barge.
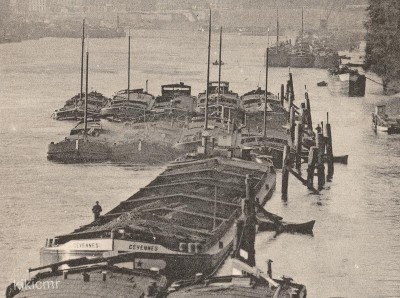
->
[114,240,182,255]
[74,242,100,249]
[51,239,113,251]
[128,244,159,252]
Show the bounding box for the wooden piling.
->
[295,121,303,170]
[316,126,326,190]
[289,106,296,146]
[307,146,317,190]
[281,145,290,200]
[289,72,295,101]
[286,81,290,107]
[280,84,285,107]
[326,118,334,180]
[304,91,313,131]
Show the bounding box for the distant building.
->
[29,0,46,12]
[10,0,46,14]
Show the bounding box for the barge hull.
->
[40,157,276,281]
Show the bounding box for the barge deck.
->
[40,156,276,281]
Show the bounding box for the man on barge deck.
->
[92,201,102,220]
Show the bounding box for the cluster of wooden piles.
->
[279,76,345,200]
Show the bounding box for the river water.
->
[1,29,399,297]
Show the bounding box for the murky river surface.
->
[0,29,399,297]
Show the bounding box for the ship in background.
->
[100,32,155,122]
[268,8,290,68]
[152,82,197,120]
[100,88,155,122]
[268,7,340,69]
[51,20,109,121]
[313,47,340,69]
[52,91,109,121]
[48,23,111,163]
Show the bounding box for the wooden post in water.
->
[305,90,313,131]
[287,77,294,116]
[307,146,317,190]
[280,84,285,107]
[289,72,295,101]
[316,125,325,190]
[285,81,290,111]
[289,106,296,146]
[326,112,334,180]
[245,174,256,267]
[295,121,303,170]
[281,145,290,200]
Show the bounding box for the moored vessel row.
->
[267,8,340,69]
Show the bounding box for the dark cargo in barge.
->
[40,156,276,281]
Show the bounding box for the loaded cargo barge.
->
[40,155,276,281]
[7,155,276,297]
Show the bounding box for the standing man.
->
[92,201,102,220]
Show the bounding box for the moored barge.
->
[100,88,155,122]
[40,156,276,281]
[51,91,109,121]
[372,105,400,134]
[327,66,366,97]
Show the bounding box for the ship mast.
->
[217,26,222,106]
[301,7,304,52]
[264,33,269,138]
[127,30,131,101]
[276,8,279,54]
[84,38,89,139]
[204,9,212,130]
[79,19,85,108]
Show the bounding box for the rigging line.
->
[257,70,262,88]
[365,76,399,91]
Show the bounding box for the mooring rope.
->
[365,76,399,91]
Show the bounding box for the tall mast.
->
[127,30,131,101]
[79,19,85,108]
[217,26,222,105]
[276,7,279,54]
[301,7,304,51]
[205,9,211,130]
[264,47,269,138]
[84,39,89,138]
